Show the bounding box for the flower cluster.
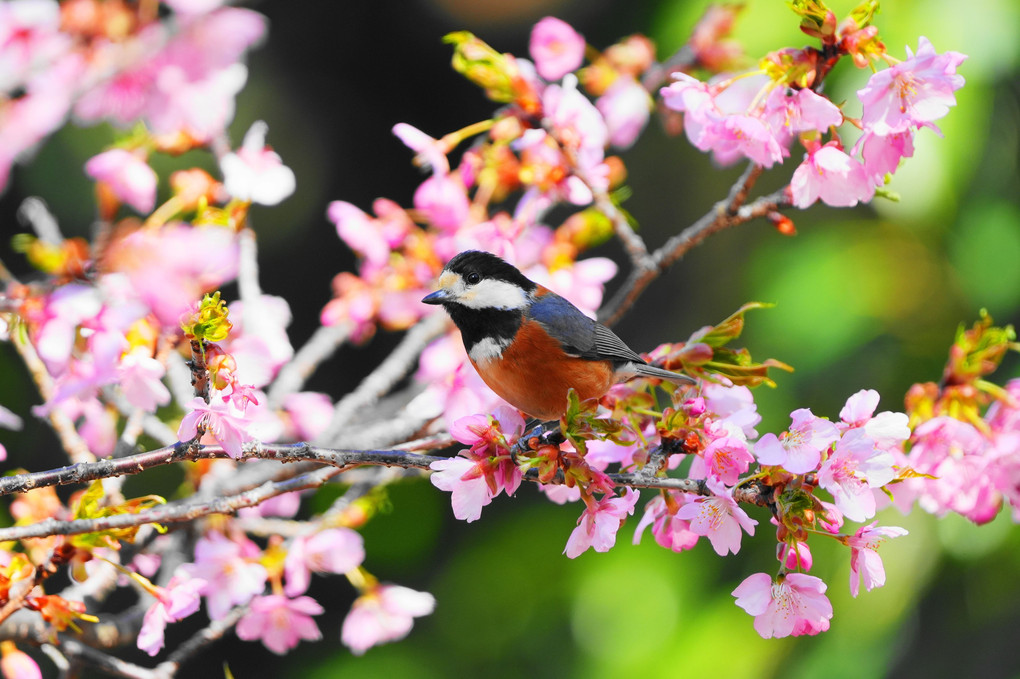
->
[660,6,965,209]
[0,0,991,668]
[0,0,265,191]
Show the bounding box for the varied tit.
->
[421,250,695,422]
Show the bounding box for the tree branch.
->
[0,438,774,543]
[265,321,353,408]
[317,312,448,445]
[599,163,785,326]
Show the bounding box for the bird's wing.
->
[528,292,645,364]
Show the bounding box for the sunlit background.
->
[0,0,1018,677]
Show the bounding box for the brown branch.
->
[58,637,157,679]
[265,321,353,408]
[317,312,448,445]
[10,326,95,465]
[0,437,776,543]
[154,606,246,679]
[599,164,787,326]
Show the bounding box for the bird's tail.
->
[626,362,697,385]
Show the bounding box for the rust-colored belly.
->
[470,321,614,421]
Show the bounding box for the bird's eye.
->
[465,272,481,285]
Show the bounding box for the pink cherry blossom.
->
[341,584,436,655]
[857,37,966,136]
[703,380,761,439]
[675,480,756,555]
[454,407,524,482]
[281,391,334,441]
[392,122,449,174]
[284,528,365,597]
[790,143,875,208]
[430,406,526,522]
[845,522,908,597]
[838,389,910,444]
[732,572,833,639]
[712,113,785,168]
[224,294,295,388]
[529,17,585,82]
[220,121,295,205]
[413,173,471,232]
[177,396,256,459]
[118,351,171,413]
[84,149,158,214]
[564,488,638,558]
[102,224,239,328]
[541,74,609,184]
[660,73,713,122]
[902,416,1000,523]
[762,86,844,147]
[633,494,700,553]
[0,0,70,101]
[754,408,840,474]
[178,532,268,620]
[661,73,783,167]
[430,457,493,523]
[137,575,207,656]
[856,129,915,183]
[817,429,895,522]
[777,540,813,571]
[701,428,754,486]
[0,643,42,679]
[236,594,323,655]
[329,201,391,267]
[596,77,650,149]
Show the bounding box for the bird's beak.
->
[421,289,450,305]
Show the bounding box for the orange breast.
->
[471,320,614,421]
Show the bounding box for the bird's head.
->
[422,251,536,311]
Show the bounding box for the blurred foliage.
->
[1,0,1018,677]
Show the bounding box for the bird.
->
[421,250,695,422]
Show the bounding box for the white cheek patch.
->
[458,278,528,310]
[469,336,511,364]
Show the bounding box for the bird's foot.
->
[511,423,564,464]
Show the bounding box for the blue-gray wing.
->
[528,293,645,365]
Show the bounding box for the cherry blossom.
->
[220,121,296,206]
[178,533,267,620]
[754,408,840,474]
[596,77,651,149]
[529,17,585,82]
[732,572,833,639]
[341,585,436,655]
[84,149,158,214]
[284,528,365,597]
[845,523,908,597]
[177,396,256,459]
[675,481,757,556]
[857,37,966,136]
[790,143,875,208]
[564,488,639,558]
[633,494,700,553]
[817,429,895,522]
[137,576,207,656]
[236,595,323,655]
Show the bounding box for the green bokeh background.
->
[0,0,1018,677]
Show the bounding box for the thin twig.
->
[317,312,448,445]
[57,637,157,679]
[0,440,772,543]
[599,164,784,326]
[10,326,95,464]
[266,321,353,408]
[0,462,350,542]
[154,606,247,679]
